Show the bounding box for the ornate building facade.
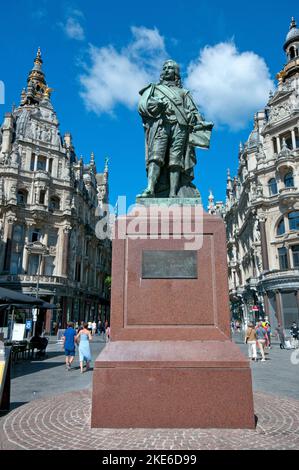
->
[209,18,299,329]
[0,49,111,334]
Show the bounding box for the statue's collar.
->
[160,80,177,87]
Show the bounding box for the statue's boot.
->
[137,162,160,198]
[169,169,180,198]
[137,187,155,198]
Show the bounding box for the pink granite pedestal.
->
[91,208,255,428]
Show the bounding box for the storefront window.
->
[281,292,299,328]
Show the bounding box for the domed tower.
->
[277,17,299,85]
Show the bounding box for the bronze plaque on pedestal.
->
[142,250,197,279]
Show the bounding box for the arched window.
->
[49,196,60,211]
[284,171,294,188]
[277,218,285,236]
[17,189,28,204]
[290,46,296,60]
[268,178,278,196]
[288,211,299,231]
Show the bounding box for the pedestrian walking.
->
[62,322,76,370]
[290,322,299,349]
[105,324,111,342]
[97,319,102,336]
[264,322,271,349]
[92,321,97,336]
[275,324,286,349]
[256,321,267,361]
[75,322,92,373]
[245,322,257,361]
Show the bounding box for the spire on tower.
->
[207,190,215,214]
[20,48,49,106]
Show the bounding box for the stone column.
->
[61,226,71,277]
[263,293,270,318]
[34,154,38,171]
[3,218,15,272]
[275,290,283,326]
[291,129,297,150]
[40,232,48,274]
[22,223,32,273]
[46,158,49,172]
[259,217,269,271]
[276,136,281,153]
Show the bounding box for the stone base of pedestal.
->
[91,340,255,429]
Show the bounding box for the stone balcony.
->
[34,170,51,182]
[278,186,298,205]
[260,269,299,290]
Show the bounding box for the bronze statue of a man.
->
[138,59,213,199]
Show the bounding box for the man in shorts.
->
[63,322,76,370]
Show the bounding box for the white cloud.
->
[59,10,85,41]
[185,42,275,130]
[64,16,85,41]
[79,26,167,115]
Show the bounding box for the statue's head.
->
[160,60,181,86]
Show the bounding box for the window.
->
[28,254,40,275]
[30,154,35,171]
[75,262,81,282]
[10,252,22,275]
[31,228,41,242]
[290,47,296,60]
[39,190,46,205]
[278,247,289,270]
[291,245,299,268]
[44,256,55,276]
[48,230,58,247]
[17,190,27,204]
[277,218,285,236]
[37,156,47,171]
[49,197,60,211]
[288,211,299,231]
[284,171,294,188]
[13,225,24,243]
[268,178,278,196]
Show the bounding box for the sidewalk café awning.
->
[0,288,55,309]
[0,287,44,305]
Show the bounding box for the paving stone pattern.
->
[1,389,299,450]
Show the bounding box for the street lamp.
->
[25,241,49,336]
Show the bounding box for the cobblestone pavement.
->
[1,334,299,450]
[1,389,299,450]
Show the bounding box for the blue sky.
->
[0,0,296,208]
